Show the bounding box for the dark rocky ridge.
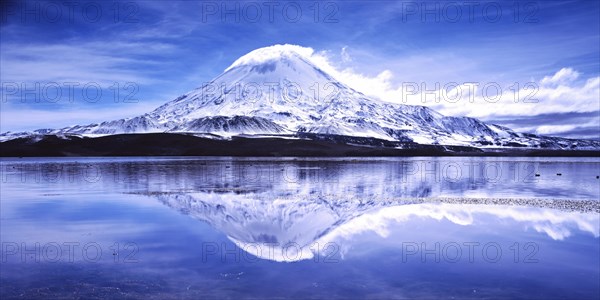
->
[1,133,598,157]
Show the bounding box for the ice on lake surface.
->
[1,157,599,299]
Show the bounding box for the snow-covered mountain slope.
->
[2,44,599,149]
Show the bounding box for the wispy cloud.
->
[0,41,175,85]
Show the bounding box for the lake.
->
[1,157,599,299]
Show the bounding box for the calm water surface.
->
[1,157,599,299]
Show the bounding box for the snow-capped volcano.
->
[2,44,599,150]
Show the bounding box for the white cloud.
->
[340,46,352,63]
[534,125,578,135]
[324,61,598,120]
[540,67,580,86]
[423,74,600,119]
[225,44,316,72]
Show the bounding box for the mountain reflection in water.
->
[1,157,599,299]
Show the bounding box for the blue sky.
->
[1,0,599,139]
